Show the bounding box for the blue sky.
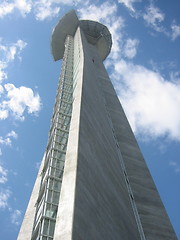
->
[0,0,180,239]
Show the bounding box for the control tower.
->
[18,10,177,240]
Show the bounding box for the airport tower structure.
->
[18,10,177,240]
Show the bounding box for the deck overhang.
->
[51,10,112,61]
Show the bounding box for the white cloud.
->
[7,131,18,139]
[0,130,18,155]
[123,38,139,59]
[10,209,22,225]
[0,110,8,120]
[7,40,27,62]
[33,0,83,20]
[118,0,141,12]
[171,22,180,40]
[0,189,11,208]
[0,85,3,94]
[169,161,180,173]
[16,39,27,50]
[0,62,8,83]
[33,0,60,21]
[0,39,27,83]
[112,59,180,141]
[0,165,8,184]
[108,16,125,60]
[78,1,117,22]
[0,0,31,18]
[118,2,177,40]
[14,0,32,17]
[0,83,41,120]
[6,46,17,62]
[0,2,14,18]
[0,0,88,20]
[143,4,165,33]
[0,40,41,121]
[0,136,11,146]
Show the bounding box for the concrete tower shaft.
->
[18,9,177,240]
[51,10,112,61]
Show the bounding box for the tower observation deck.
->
[51,10,112,61]
[18,10,177,240]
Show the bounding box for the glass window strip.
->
[31,35,74,240]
